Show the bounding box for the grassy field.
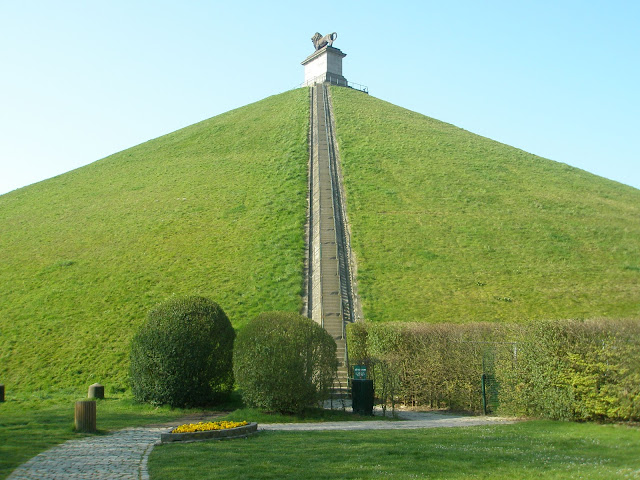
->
[0,88,309,394]
[330,86,640,323]
[149,420,640,479]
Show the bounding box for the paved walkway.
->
[8,411,517,479]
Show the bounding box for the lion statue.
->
[311,32,337,50]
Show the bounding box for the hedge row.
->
[347,319,640,421]
[499,319,640,421]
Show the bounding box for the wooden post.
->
[0,384,4,402]
[75,400,96,432]
[88,383,104,399]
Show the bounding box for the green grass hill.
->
[0,89,309,394]
[329,86,640,323]
[1,86,639,395]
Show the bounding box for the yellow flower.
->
[171,420,248,434]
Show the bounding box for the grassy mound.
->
[330,86,640,323]
[0,88,309,394]
[2,84,639,398]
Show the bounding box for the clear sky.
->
[1,1,638,195]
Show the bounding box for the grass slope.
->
[0,88,309,394]
[330,86,640,323]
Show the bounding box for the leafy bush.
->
[234,312,337,414]
[130,296,235,407]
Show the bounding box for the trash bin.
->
[351,379,374,416]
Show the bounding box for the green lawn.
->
[329,86,640,323]
[149,420,640,479]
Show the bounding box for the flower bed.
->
[161,421,258,444]
[171,420,248,434]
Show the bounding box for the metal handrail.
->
[307,86,315,321]
[345,80,369,94]
[313,86,324,329]
[298,74,369,94]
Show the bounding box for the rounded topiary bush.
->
[234,312,337,414]
[130,296,235,407]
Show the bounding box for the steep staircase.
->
[307,83,355,401]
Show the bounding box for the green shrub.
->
[234,312,337,414]
[130,296,235,407]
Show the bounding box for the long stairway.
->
[307,83,355,398]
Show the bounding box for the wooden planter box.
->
[160,422,258,444]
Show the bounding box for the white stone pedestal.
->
[301,46,347,87]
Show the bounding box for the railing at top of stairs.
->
[298,75,368,94]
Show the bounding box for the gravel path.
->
[7,411,516,479]
[261,410,516,431]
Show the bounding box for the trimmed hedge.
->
[233,312,337,414]
[498,319,640,421]
[130,296,235,407]
[348,322,496,412]
[347,319,640,421]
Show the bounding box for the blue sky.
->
[1,1,638,195]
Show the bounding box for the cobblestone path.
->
[7,427,168,480]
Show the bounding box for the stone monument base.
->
[302,45,347,87]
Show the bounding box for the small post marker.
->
[481,374,487,415]
[75,400,97,432]
[88,383,104,399]
[0,384,4,402]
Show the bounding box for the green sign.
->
[354,365,367,380]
